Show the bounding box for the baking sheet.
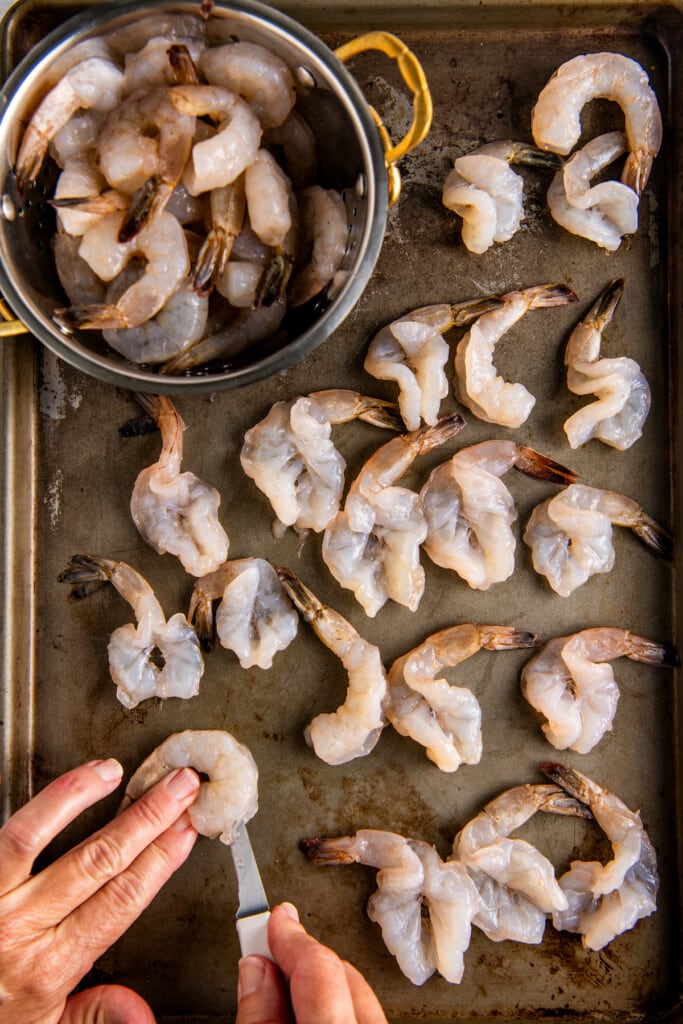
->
[1,1,682,1021]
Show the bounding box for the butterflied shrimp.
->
[420,441,577,589]
[200,40,296,129]
[563,279,650,450]
[451,783,590,944]
[523,483,672,597]
[278,568,388,765]
[521,628,677,754]
[532,52,662,195]
[189,557,298,668]
[387,623,541,772]
[240,389,403,536]
[542,762,659,949]
[122,729,258,844]
[302,830,480,985]
[59,555,203,710]
[322,414,466,617]
[442,141,561,254]
[363,296,503,431]
[130,393,229,576]
[288,185,348,308]
[454,284,578,427]
[15,56,126,190]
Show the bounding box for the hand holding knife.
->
[230,824,272,959]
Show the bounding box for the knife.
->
[230,824,273,959]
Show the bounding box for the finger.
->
[18,767,200,924]
[235,956,291,1024]
[268,903,359,1024]
[343,961,388,1024]
[0,760,124,895]
[60,983,156,1024]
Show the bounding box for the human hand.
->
[0,758,201,1024]
[236,902,388,1024]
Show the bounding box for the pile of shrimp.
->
[17,21,349,371]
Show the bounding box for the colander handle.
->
[335,31,433,205]
[0,298,28,337]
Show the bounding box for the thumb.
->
[235,955,290,1024]
[60,984,157,1023]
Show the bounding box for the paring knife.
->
[230,825,273,959]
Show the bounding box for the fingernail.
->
[280,901,299,922]
[166,767,200,800]
[91,758,123,783]
[238,956,266,999]
[172,810,196,832]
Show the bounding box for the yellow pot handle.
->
[0,297,28,337]
[335,31,433,205]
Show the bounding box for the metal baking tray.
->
[1,1,681,1021]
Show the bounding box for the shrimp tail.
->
[168,43,200,85]
[623,151,653,198]
[355,397,405,432]
[480,625,543,651]
[412,412,467,455]
[188,589,215,653]
[630,511,674,561]
[51,194,123,215]
[625,633,680,668]
[299,836,356,866]
[541,762,594,805]
[449,295,505,326]
[276,567,322,625]
[507,143,563,171]
[190,230,225,296]
[58,554,114,600]
[587,277,625,329]
[525,283,579,309]
[537,785,593,819]
[118,175,163,242]
[513,446,578,485]
[255,251,294,307]
[14,128,47,193]
[54,303,128,330]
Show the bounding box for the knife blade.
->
[230,825,273,959]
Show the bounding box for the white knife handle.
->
[237,910,273,960]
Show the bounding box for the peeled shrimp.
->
[542,762,659,950]
[52,157,114,236]
[563,279,650,450]
[123,36,205,92]
[264,109,318,190]
[387,623,541,772]
[363,296,503,431]
[452,783,590,944]
[189,558,298,669]
[58,555,203,710]
[15,56,126,190]
[322,414,466,617]
[121,729,258,844]
[531,52,662,196]
[521,628,678,754]
[240,389,403,536]
[420,441,577,589]
[302,830,480,985]
[277,568,388,766]
[523,483,672,597]
[53,232,106,306]
[454,284,578,428]
[547,132,639,250]
[244,148,293,247]
[288,185,348,307]
[190,178,246,295]
[442,141,561,254]
[200,40,296,129]
[130,394,229,577]
[49,110,103,167]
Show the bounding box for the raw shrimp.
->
[363,296,503,431]
[190,178,246,295]
[442,141,561,254]
[15,56,126,190]
[200,40,296,129]
[302,830,480,985]
[542,762,659,949]
[240,389,403,536]
[288,185,348,308]
[189,557,298,669]
[451,783,590,944]
[49,110,103,167]
[523,483,672,597]
[123,36,204,91]
[264,109,318,189]
[453,284,578,428]
[521,628,678,754]
[277,568,388,766]
[420,441,577,589]
[244,148,293,247]
[129,393,229,576]
[531,52,662,196]
[322,414,466,617]
[387,623,542,772]
[58,555,203,710]
[52,156,112,236]
[121,729,258,844]
[53,232,106,306]
[563,279,650,450]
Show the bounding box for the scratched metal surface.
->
[0,1,682,1022]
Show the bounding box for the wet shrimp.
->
[453,284,578,428]
[442,141,561,254]
[239,389,403,537]
[563,279,651,450]
[244,148,293,247]
[190,178,246,295]
[288,185,348,308]
[387,623,542,772]
[200,40,296,129]
[129,393,229,577]
[420,441,577,589]
[122,36,205,91]
[322,414,466,617]
[264,109,318,189]
[59,555,203,710]
[451,783,590,944]
[49,110,103,167]
[523,483,673,597]
[302,830,480,985]
[51,156,121,236]
[532,52,662,196]
[363,296,503,431]
[189,557,298,669]
[521,628,678,754]
[278,568,388,766]
[121,729,258,845]
[53,232,106,306]
[542,762,659,950]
